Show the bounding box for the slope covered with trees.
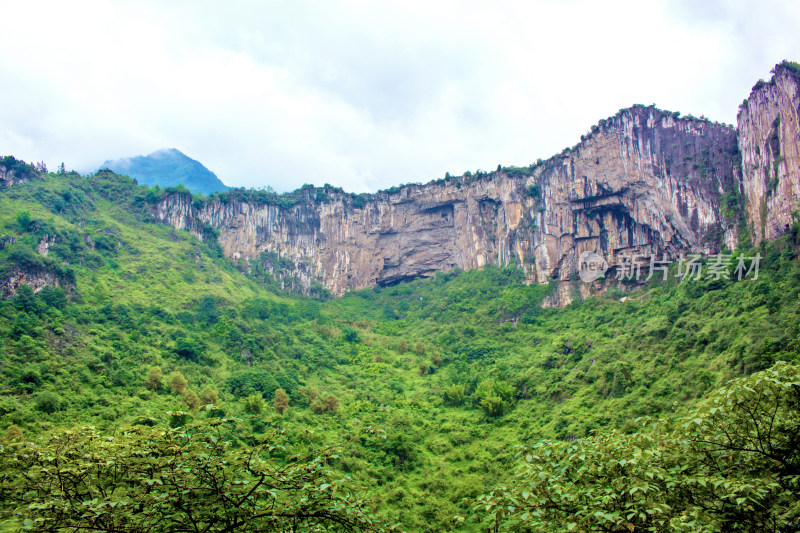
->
[0,164,799,531]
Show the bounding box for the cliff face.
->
[738,64,800,242]
[152,64,800,304]
[157,106,741,303]
[528,108,739,287]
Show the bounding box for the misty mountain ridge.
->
[101,148,229,196]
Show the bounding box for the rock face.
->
[0,156,38,188]
[525,107,739,288]
[156,105,741,304]
[738,64,800,242]
[152,63,800,304]
[0,266,66,298]
[0,235,75,298]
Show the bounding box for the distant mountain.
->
[100,148,229,195]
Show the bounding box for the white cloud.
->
[1,0,799,192]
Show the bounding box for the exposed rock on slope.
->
[157,106,741,304]
[738,62,800,243]
[0,156,39,188]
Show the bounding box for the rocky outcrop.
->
[738,63,800,242]
[0,267,66,298]
[0,156,39,188]
[0,235,74,298]
[156,105,742,304]
[527,108,739,291]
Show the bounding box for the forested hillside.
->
[101,148,229,195]
[1,162,799,531]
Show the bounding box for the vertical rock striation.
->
[156,105,742,304]
[738,63,800,242]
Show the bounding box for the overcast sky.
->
[1,0,799,193]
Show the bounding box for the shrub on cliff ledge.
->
[775,59,800,77]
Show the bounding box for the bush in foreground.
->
[0,418,389,532]
[474,362,800,532]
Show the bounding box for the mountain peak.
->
[101,149,229,195]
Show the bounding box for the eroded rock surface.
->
[152,64,800,305]
[157,105,743,305]
[738,64,800,242]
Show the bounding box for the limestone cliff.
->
[156,105,742,304]
[738,62,800,242]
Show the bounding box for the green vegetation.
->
[776,59,800,77]
[209,185,311,209]
[101,148,229,196]
[474,361,800,531]
[0,156,39,182]
[2,419,388,532]
[0,162,799,530]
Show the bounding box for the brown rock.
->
[738,63,800,243]
[156,105,741,305]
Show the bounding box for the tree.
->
[4,425,23,441]
[273,388,289,414]
[199,387,219,405]
[14,211,34,233]
[310,398,326,414]
[324,394,340,413]
[12,285,40,315]
[183,388,200,410]
[310,394,339,414]
[479,395,503,418]
[228,368,279,399]
[243,393,265,415]
[34,392,64,414]
[297,386,319,407]
[169,371,188,395]
[0,419,388,532]
[146,366,163,391]
[342,327,360,343]
[473,362,800,532]
[443,383,466,406]
[473,380,514,417]
[174,338,202,362]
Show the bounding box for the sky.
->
[1,0,799,193]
